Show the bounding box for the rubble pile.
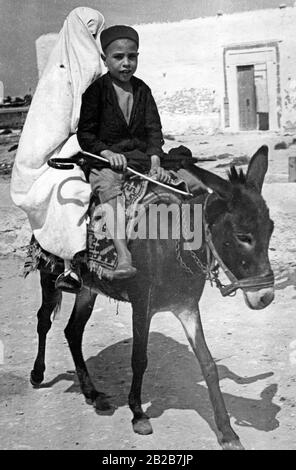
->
[156,88,218,115]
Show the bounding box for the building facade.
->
[36,5,296,133]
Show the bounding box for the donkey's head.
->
[185,146,274,310]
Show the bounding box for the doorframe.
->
[223,41,281,131]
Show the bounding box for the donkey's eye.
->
[235,233,253,245]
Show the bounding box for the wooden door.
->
[237,65,257,130]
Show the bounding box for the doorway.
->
[237,65,257,130]
[224,43,279,131]
[237,63,270,131]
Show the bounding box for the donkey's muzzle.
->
[243,286,274,310]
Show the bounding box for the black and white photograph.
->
[0,0,295,452]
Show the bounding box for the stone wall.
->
[284,79,296,131]
[0,108,29,130]
[134,6,296,133]
[35,6,296,134]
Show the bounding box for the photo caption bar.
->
[101,452,195,467]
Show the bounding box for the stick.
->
[80,150,192,197]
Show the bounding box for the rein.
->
[181,194,274,297]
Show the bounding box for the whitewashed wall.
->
[36,6,296,133]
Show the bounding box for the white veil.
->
[10,8,105,259]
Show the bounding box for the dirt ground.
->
[0,129,296,450]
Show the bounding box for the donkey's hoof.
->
[94,393,113,412]
[221,439,244,450]
[85,391,112,412]
[132,417,153,435]
[30,370,44,387]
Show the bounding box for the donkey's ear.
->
[246,145,268,193]
[182,162,232,200]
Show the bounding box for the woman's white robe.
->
[10,7,105,259]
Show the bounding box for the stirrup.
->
[55,270,83,293]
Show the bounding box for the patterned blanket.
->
[24,174,184,275]
[87,177,148,271]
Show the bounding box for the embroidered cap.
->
[100,25,139,52]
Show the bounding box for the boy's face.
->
[102,38,138,83]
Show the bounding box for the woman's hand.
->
[101,150,127,171]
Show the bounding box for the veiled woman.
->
[11,7,105,292]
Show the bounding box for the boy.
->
[77,25,171,280]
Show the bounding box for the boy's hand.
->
[149,155,170,183]
[150,166,171,183]
[101,150,127,171]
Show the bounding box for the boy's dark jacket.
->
[77,72,164,160]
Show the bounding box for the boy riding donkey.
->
[71,25,203,291]
[76,25,170,284]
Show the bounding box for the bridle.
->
[181,193,274,297]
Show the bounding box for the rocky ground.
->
[0,128,296,450]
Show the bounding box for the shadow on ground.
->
[35,332,280,438]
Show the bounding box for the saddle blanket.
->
[24,173,186,279]
[87,176,148,271]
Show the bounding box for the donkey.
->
[30,145,274,450]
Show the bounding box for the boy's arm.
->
[150,154,161,170]
[77,83,127,170]
[145,90,171,183]
[77,82,109,156]
[150,154,171,183]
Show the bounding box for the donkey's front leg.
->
[176,302,244,450]
[64,287,111,411]
[31,272,62,386]
[128,286,154,435]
